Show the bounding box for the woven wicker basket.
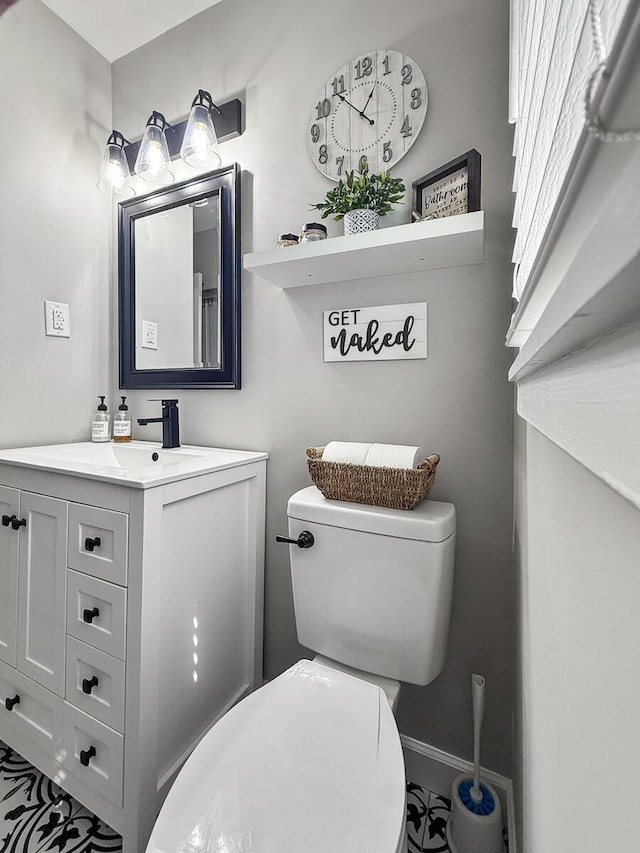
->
[306,446,440,511]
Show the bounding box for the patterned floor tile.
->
[406,781,431,851]
[0,742,121,853]
[422,791,451,852]
[1,742,506,853]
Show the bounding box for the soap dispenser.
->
[113,396,132,443]
[91,396,111,443]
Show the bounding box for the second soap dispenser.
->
[113,396,132,443]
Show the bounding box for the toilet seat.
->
[147,659,407,853]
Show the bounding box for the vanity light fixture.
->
[96,131,134,198]
[97,91,242,197]
[134,111,175,185]
[180,90,221,169]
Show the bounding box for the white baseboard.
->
[401,735,516,853]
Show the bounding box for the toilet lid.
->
[147,660,406,853]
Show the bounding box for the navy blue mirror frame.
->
[118,164,241,389]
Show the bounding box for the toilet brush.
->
[447,674,503,853]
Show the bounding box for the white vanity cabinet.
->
[0,445,267,853]
[0,488,67,691]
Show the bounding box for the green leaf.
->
[310,165,405,218]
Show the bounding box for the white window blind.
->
[509,0,630,302]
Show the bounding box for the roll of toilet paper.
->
[322,441,373,466]
[364,443,424,469]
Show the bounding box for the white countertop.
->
[0,441,268,489]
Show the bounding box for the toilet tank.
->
[286,487,456,686]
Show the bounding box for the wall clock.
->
[308,50,428,181]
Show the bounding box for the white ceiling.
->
[41,0,226,62]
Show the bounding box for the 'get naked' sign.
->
[323,302,427,363]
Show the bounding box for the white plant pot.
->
[343,208,380,235]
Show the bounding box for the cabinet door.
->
[16,492,68,696]
[0,486,19,667]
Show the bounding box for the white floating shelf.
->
[243,211,484,288]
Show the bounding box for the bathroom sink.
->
[32,443,207,469]
[0,441,268,488]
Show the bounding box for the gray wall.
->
[112,0,516,773]
[0,0,112,448]
[514,421,640,851]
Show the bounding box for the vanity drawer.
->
[65,637,125,732]
[63,702,124,807]
[68,504,128,586]
[67,571,126,660]
[0,660,63,759]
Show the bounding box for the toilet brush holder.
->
[447,773,503,853]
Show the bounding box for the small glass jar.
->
[277,233,300,248]
[300,222,328,243]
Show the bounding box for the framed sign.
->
[412,149,481,220]
[324,303,427,363]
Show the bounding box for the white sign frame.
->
[323,302,427,363]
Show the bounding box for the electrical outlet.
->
[44,301,70,337]
[142,320,158,350]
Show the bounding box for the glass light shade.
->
[97,141,134,198]
[180,103,221,169]
[135,124,174,184]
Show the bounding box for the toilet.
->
[146,486,456,853]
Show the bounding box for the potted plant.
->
[311,163,405,235]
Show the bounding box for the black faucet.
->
[137,399,180,448]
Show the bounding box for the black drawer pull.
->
[84,536,102,552]
[1,514,16,527]
[82,675,99,694]
[10,517,26,531]
[79,746,96,766]
[83,607,100,624]
[5,695,20,711]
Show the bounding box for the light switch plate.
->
[142,320,158,350]
[44,301,70,337]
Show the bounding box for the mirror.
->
[118,165,240,389]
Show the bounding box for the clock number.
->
[382,141,393,163]
[316,98,331,120]
[401,64,413,85]
[332,75,346,96]
[401,116,412,138]
[355,56,373,79]
[410,88,422,109]
[336,156,345,176]
[310,124,320,143]
[382,54,391,75]
[319,144,328,165]
[358,155,368,171]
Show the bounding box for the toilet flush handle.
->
[275,531,315,549]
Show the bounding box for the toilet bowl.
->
[146,659,407,853]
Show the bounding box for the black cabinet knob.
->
[11,517,26,531]
[79,746,97,766]
[1,514,16,527]
[83,607,100,624]
[5,695,20,711]
[275,530,315,549]
[82,675,99,694]
[84,536,101,552]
